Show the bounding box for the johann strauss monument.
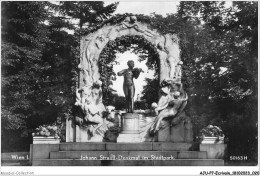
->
[69,15,193,143]
[30,16,225,166]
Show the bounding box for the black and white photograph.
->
[1,1,259,175]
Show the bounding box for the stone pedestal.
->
[76,125,104,142]
[76,126,89,142]
[158,126,171,142]
[170,121,185,142]
[157,119,193,142]
[33,137,60,144]
[66,118,76,142]
[117,113,142,143]
[200,144,227,159]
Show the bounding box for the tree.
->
[1,1,53,128]
[138,2,257,164]
[1,1,119,152]
[177,1,258,164]
[141,77,160,108]
[36,14,79,139]
[58,1,119,29]
[1,2,78,151]
[1,1,54,151]
[112,95,126,110]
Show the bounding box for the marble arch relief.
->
[67,16,192,143]
[78,16,181,87]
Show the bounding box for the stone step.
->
[1,159,29,166]
[50,151,207,159]
[59,142,199,151]
[1,152,29,160]
[32,159,224,166]
[60,142,106,151]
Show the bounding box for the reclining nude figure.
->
[150,82,188,134]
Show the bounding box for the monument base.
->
[117,113,142,143]
[117,133,142,143]
[157,113,193,143]
[30,142,225,166]
[200,144,227,159]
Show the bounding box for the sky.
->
[106,1,233,16]
[106,1,179,16]
[105,1,180,99]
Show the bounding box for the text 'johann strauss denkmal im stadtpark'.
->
[80,155,176,160]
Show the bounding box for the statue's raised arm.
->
[117,69,128,76]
